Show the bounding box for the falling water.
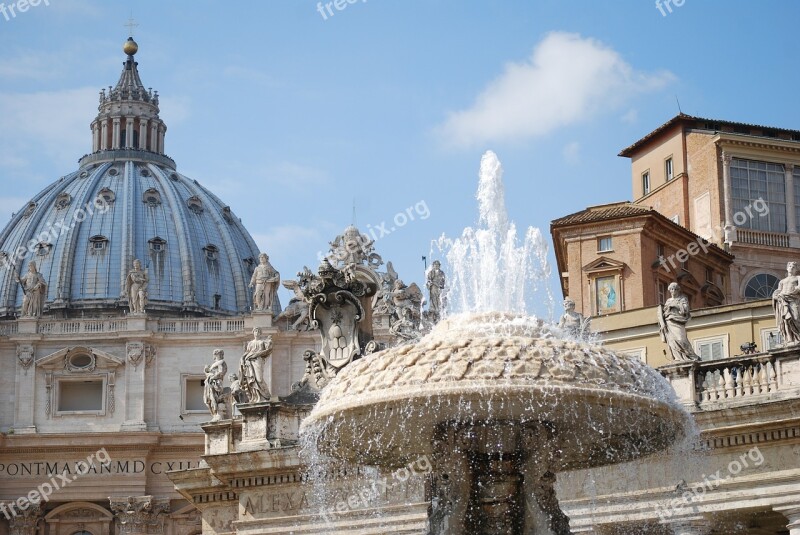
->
[437,150,554,319]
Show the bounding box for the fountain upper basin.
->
[301,313,691,469]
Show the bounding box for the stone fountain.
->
[300,151,692,534]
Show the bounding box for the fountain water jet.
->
[301,151,692,534]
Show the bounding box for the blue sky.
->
[1,0,798,318]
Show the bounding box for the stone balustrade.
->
[660,346,800,408]
[156,318,245,333]
[37,318,128,335]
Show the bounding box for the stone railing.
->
[695,354,777,402]
[0,321,18,336]
[736,228,790,248]
[156,318,246,334]
[661,349,800,407]
[37,318,128,335]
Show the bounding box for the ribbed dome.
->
[0,162,266,316]
[0,39,271,317]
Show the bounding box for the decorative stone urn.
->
[301,313,692,534]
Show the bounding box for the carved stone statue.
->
[558,297,590,337]
[426,260,446,320]
[275,279,311,330]
[17,261,46,317]
[658,283,700,361]
[239,327,273,402]
[228,373,247,405]
[250,253,280,312]
[203,349,228,421]
[125,259,148,314]
[773,261,800,345]
[389,279,423,342]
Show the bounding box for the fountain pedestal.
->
[430,423,569,534]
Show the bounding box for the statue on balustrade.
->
[203,349,228,421]
[658,282,700,362]
[239,327,273,403]
[773,261,800,345]
[17,261,46,317]
[558,297,590,337]
[250,253,280,312]
[125,259,148,314]
[426,260,446,322]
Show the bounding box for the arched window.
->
[744,273,780,300]
[71,531,93,535]
[143,188,161,206]
[187,195,204,214]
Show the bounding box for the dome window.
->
[97,188,116,206]
[54,193,72,210]
[22,202,36,218]
[107,168,119,177]
[36,242,52,257]
[79,170,89,179]
[169,172,179,181]
[222,206,234,224]
[140,168,151,177]
[89,235,108,254]
[148,237,166,253]
[143,188,161,206]
[187,196,204,214]
[203,244,219,261]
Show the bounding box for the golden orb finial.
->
[123,37,138,56]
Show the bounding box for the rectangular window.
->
[182,375,207,413]
[642,171,651,195]
[706,268,713,282]
[762,329,784,350]
[731,158,786,233]
[665,157,674,181]
[657,281,668,305]
[694,337,726,361]
[656,243,665,257]
[57,379,104,413]
[598,236,613,252]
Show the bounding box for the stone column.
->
[112,118,121,149]
[92,122,100,152]
[776,506,800,535]
[13,344,36,433]
[125,117,135,148]
[7,502,42,535]
[109,496,170,535]
[785,164,800,247]
[139,119,148,152]
[150,122,158,153]
[667,516,713,534]
[121,342,151,431]
[721,152,736,244]
[157,125,165,154]
[101,120,109,150]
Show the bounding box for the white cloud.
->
[0,87,97,171]
[436,32,675,148]
[562,141,581,165]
